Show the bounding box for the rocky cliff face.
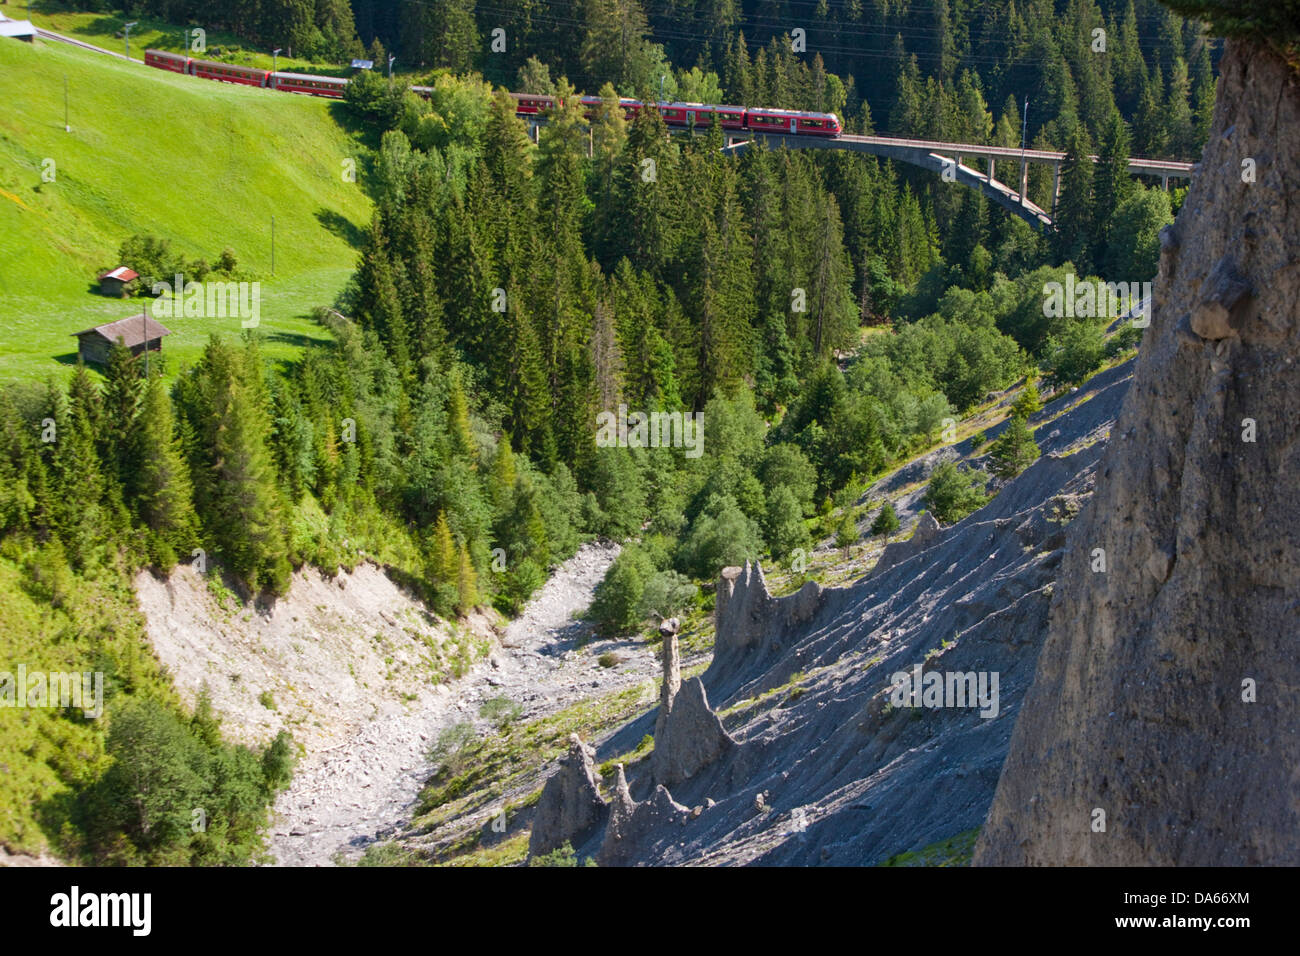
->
[525,356,1133,864]
[976,39,1300,865]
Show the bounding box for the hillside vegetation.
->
[0,35,371,381]
[0,0,1204,867]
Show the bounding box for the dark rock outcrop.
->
[597,777,692,866]
[651,676,734,787]
[872,511,944,577]
[976,39,1300,866]
[527,734,608,859]
[651,616,734,787]
[652,618,681,744]
[710,562,825,700]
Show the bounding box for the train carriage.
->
[144,49,190,74]
[656,102,747,130]
[189,58,271,88]
[703,105,746,129]
[271,72,348,98]
[510,92,558,115]
[658,103,689,126]
[578,94,643,122]
[744,107,841,137]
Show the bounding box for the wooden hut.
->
[97,266,139,298]
[72,315,172,365]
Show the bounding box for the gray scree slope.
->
[531,362,1133,865]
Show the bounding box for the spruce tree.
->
[185,337,291,595]
[1092,111,1136,270]
[870,501,900,538]
[591,82,630,265]
[446,370,476,464]
[988,413,1041,479]
[456,541,477,613]
[489,434,517,514]
[132,372,197,568]
[1054,122,1096,272]
[54,367,114,566]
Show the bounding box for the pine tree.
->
[679,138,755,403]
[446,370,476,464]
[0,389,39,537]
[401,0,477,72]
[430,511,457,583]
[101,341,142,485]
[1164,57,1196,158]
[183,337,291,594]
[132,372,197,568]
[489,434,517,513]
[1134,67,1169,158]
[590,82,630,265]
[616,105,679,274]
[923,461,989,525]
[53,367,114,566]
[1112,1,1147,116]
[581,0,653,91]
[455,541,477,613]
[481,90,536,288]
[807,194,859,358]
[988,412,1041,479]
[1011,380,1043,419]
[1054,122,1096,272]
[870,501,899,538]
[356,214,410,375]
[499,286,553,462]
[1092,111,1135,272]
[443,175,499,370]
[724,32,752,108]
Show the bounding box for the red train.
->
[146,48,348,98]
[144,49,842,136]
[509,91,840,136]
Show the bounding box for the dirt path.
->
[269,540,644,866]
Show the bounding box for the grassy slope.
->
[0,34,371,382]
[24,6,354,76]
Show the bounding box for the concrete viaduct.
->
[722,132,1196,230]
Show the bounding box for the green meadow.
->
[24,5,355,76]
[0,33,373,383]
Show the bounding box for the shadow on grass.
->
[316,208,365,249]
[326,99,380,150]
[263,327,330,349]
[264,324,334,377]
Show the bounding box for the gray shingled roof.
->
[73,315,173,348]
